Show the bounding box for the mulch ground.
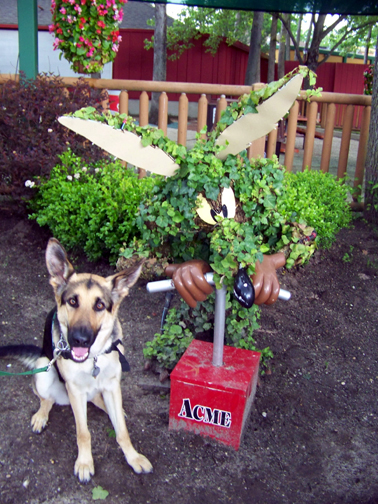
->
[0,203,378,504]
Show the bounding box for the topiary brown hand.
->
[165,253,285,309]
[165,260,214,309]
[252,253,286,305]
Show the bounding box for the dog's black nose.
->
[69,326,94,348]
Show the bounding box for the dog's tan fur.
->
[31,238,152,482]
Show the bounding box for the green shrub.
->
[28,149,156,263]
[278,170,352,248]
[144,295,273,370]
[0,73,106,199]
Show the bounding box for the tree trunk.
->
[278,14,289,79]
[304,13,315,55]
[285,14,291,61]
[267,13,278,83]
[306,14,326,73]
[150,4,167,125]
[244,12,264,85]
[294,14,303,61]
[364,25,372,65]
[364,33,378,224]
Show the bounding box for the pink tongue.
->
[72,347,88,358]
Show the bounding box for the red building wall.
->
[113,30,368,128]
[113,29,251,100]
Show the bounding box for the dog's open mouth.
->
[71,347,90,362]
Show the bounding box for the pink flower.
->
[59,7,66,14]
[53,37,63,50]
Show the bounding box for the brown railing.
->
[1,74,372,196]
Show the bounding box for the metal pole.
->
[17,0,38,79]
[212,283,227,367]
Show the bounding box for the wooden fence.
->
[0,74,372,198]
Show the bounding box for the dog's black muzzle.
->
[68,326,97,362]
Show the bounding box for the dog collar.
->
[92,341,130,378]
[105,339,130,372]
[51,310,71,359]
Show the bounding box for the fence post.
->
[178,93,188,146]
[266,127,278,158]
[284,100,299,172]
[248,137,265,160]
[320,102,336,173]
[354,105,371,199]
[302,101,318,170]
[216,95,227,124]
[158,92,168,134]
[138,91,149,178]
[119,90,129,115]
[197,94,208,138]
[337,104,354,180]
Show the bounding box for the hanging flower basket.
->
[50,0,128,75]
[363,64,374,95]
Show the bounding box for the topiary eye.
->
[196,187,236,225]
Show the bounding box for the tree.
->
[150,4,167,125]
[267,13,278,82]
[279,14,378,75]
[278,13,290,78]
[244,12,264,84]
[166,8,271,85]
[364,34,378,224]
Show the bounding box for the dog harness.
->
[44,307,130,381]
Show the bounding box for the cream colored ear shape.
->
[58,116,180,177]
[215,74,303,160]
[196,187,236,224]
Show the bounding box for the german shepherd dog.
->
[0,238,152,482]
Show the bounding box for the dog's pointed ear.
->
[45,238,75,290]
[109,259,145,301]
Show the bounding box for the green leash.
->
[0,366,49,376]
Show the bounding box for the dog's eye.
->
[68,297,78,307]
[95,300,105,312]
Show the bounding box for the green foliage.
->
[143,306,194,370]
[144,294,273,369]
[28,150,155,263]
[164,8,255,58]
[92,486,109,501]
[278,170,353,249]
[342,246,354,263]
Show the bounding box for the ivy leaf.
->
[244,105,257,115]
[92,486,109,500]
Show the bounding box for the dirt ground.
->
[0,203,378,504]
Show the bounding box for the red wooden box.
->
[169,340,260,450]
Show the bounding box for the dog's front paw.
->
[74,457,95,483]
[127,452,153,474]
[31,412,48,433]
